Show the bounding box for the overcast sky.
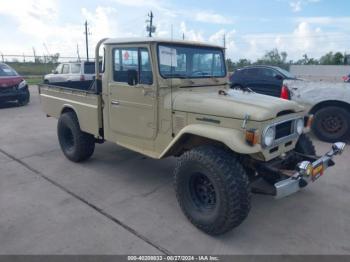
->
[0,0,349,61]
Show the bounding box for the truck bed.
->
[39,83,103,137]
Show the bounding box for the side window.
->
[55,64,63,74]
[71,64,81,74]
[140,48,153,85]
[113,48,138,84]
[113,47,153,85]
[246,68,259,76]
[260,68,275,78]
[213,53,224,76]
[62,64,70,74]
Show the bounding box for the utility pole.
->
[182,33,185,40]
[77,44,81,62]
[84,21,90,61]
[0,52,4,63]
[223,34,226,57]
[146,11,156,37]
[32,47,37,63]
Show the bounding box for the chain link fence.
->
[1,54,94,75]
[0,54,96,84]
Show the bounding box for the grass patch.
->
[25,76,44,85]
[8,62,57,76]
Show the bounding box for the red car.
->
[0,63,30,106]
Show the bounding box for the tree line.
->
[226,49,350,72]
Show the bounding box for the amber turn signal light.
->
[245,129,259,146]
[306,115,314,128]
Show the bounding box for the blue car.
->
[230,65,297,98]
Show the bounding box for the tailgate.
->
[39,85,102,136]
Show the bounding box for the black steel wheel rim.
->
[321,114,345,134]
[62,125,75,151]
[189,173,217,211]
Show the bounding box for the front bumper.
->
[274,142,346,199]
[0,86,28,102]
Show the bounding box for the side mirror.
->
[52,70,58,74]
[275,74,283,80]
[127,69,138,86]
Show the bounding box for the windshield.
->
[158,44,226,79]
[277,67,295,79]
[0,64,18,77]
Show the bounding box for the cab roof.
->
[103,37,223,49]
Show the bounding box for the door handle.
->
[111,100,120,106]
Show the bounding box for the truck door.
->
[107,46,156,139]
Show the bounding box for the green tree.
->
[226,58,234,72]
[256,48,289,69]
[333,52,344,65]
[235,58,251,69]
[319,52,344,65]
[295,54,319,65]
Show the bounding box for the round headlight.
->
[296,118,304,135]
[263,126,275,147]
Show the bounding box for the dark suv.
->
[0,63,30,106]
[230,65,296,98]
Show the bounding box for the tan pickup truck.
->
[39,38,345,235]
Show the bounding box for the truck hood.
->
[173,89,304,121]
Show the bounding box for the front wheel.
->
[174,146,251,235]
[295,134,316,155]
[18,88,30,106]
[57,112,95,162]
[312,106,350,143]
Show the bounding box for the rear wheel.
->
[312,106,350,143]
[174,146,251,235]
[57,112,95,162]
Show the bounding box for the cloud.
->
[0,0,348,63]
[180,22,204,42]
[0,1,124,58]
[290,1,302,12]
[289,0,320,12]
[195,11,234,25]
[208,29,237,58]
[238,20,349,61]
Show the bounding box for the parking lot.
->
[0,86,349,255]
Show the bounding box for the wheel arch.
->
[60,105,81,127]
[162,133,229,157]
[160,124,261,158]
[61,105,78,117]
[310,100,350,115]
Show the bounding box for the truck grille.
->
[275,121,293,140]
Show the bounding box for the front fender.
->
[160,124,261,158]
